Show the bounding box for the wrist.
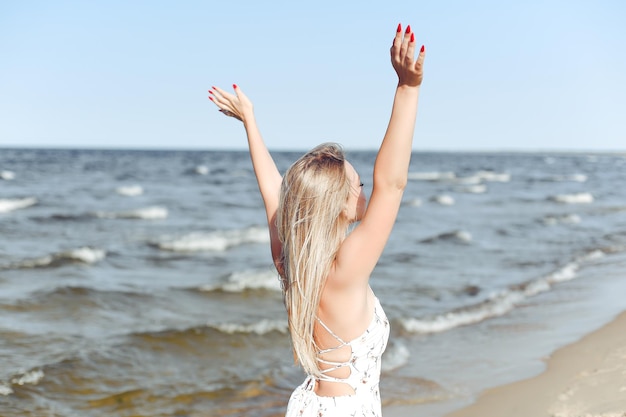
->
[396,83,421,92]
[395,84,421,98]
[242,112,257,127]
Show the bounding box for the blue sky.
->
[1,1,624,151]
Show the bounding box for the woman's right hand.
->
[390,24,425,88]
[208,84,254,123]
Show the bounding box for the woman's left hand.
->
[391,24,425,88]
[208,84,254,123]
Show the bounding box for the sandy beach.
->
[443,310,626,417]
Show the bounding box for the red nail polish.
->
[209,90,214,95]
[397,23,401,33]
[233,84,237,89]
[211,86,216,89]
[405,25,411,34]
[209,96,213,101]
[410,33,415,43]
[420,45,425,53]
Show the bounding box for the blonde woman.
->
[209,23,424,417]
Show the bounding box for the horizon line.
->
[1,144,625,155]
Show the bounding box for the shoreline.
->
[442,310,626,417]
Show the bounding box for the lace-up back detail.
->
[315,294,390,392]
[285,290,390,416]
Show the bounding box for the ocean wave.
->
[430,194,455,206]
[529,174,588,183]
[400,250,605,334]
[472,170,511,183]
[94,206,168,220]
[408,170,510,184]
[0,369,45,396]
[194,165,209,175]
[0,383,11,396]
[0,197,37,213]
[31,213,93,223]
[382,340,410,372]
[115,185,143,196]
[11,369,44,386]
[456,184,487,194]
[211,319,288,335]
[448,171,512,185]
[542,214,582,225]
[420,230,472,244]
[2,247,106,270]
[408,171,456,181]
[183,165,210,176]
[406,198,422,207]
[549,193,594,204]
[453,175,482,185]
[1,170,15,180]
[199,269,282,293]
[548,174,588,183]
[154,226,269,252]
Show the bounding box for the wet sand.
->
[443,310,626,417]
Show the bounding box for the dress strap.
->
[315,317,347,346]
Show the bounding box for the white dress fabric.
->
[285,293,390,417]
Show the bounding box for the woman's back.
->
[314,283,390,397]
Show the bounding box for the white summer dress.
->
[285,292,390,417]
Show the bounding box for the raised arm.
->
[209,85,283,270]
[335,24,425,283]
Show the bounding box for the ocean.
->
[1,148,626,417]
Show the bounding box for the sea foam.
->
[408,170,510,184]
[456,184,487,194]
[11,369,44,386]
[4,247,106,269]
[543,214,582,225]
[430,195,455,206]
[400,250,604,334]
[382,341,410,372]
[116,185,144,196]
[212,319,288,335]
[549,193,594,204]
[474,170,511,183]
[194,165,209,175]
[200,269,282,293]
[0,369,46,395]
[0,170,15,180]
[420,230,472,244]
[408,171,456,181]
[0,383,12,396]
[156,226,269,252]
[0,197,37,213]
[95,206,168,220]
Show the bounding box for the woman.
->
[209,23,424,417]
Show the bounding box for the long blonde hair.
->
[277,143,352,376]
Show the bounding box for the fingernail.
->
[209,90,214,95]
[233,84,237,89]
[397,23,401,33]
[405,25,411,34]
[420,45,425,53]
[209,96,213,101]
[410,33,415,43]
[211,86,216,89]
